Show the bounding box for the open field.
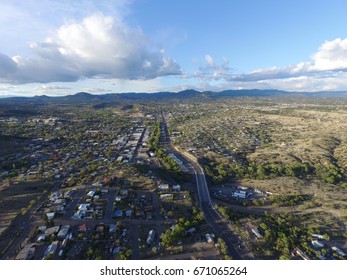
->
[0,182,51,235]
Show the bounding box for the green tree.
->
[217,238,228,255]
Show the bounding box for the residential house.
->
[57,225,71,240]
[251,227,263,239]
[172,185,181,192]
[114,210,123,218]
[205,233,215,243]
[158,184,169,191]
[44,241,59,257]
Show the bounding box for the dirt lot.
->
[0,181,51,235]
[238,178,347,218]
[151,242,220,260]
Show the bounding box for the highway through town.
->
[159,111,252,259]
[193,164,250,259]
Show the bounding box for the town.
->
[0,94,346,260]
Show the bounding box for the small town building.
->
[172,185,181,192]
[57,225,71,240]
[109,224,117,233]
[311,240,324,248]
[158,184,169,191]
[251,227,263,239]
[44,241,59,257]
[205,233,215,243]
[45,226,60,236]
[114,210,123,218]
[232,190,247,199]
[15,243,36,260]
[332,246,346,257]
[46,212,55,221]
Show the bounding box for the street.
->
[159,110,253,259]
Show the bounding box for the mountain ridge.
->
[1,89,347,104]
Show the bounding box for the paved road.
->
[55,217,166,227]
[130,126,146,163]
[194,166,243,259]
[159,110,253,259]
[105,188,116,219]
[63,187,87,219]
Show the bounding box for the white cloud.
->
[180,38,347,92]
[0,13,181,84]
[192,54,232,81]
[226,38,347,84]
[205,54,214,67]
[191,71,347,93]
[309,38,347,71]
[32,84,73,96]
[80,87,110,94]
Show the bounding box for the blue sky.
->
[1,0,347,96]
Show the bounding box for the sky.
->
[1,0,347,96]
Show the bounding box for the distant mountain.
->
[56,92,106,103]
[218,89,289,97]
[176,89,200,97]
[1,89,347,105]
[69,92,95,99]
[0,94,18,99]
